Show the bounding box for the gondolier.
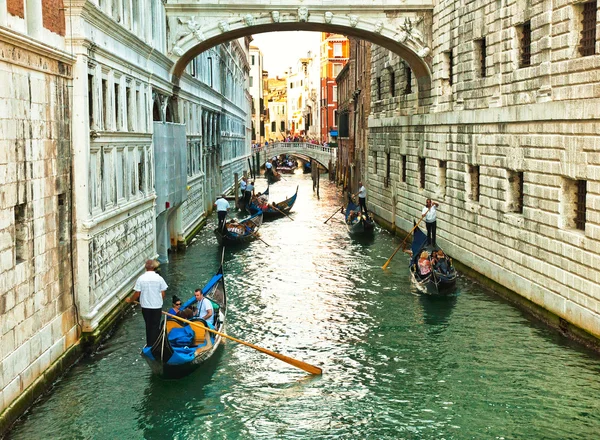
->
[354,181,368,215]
[240,176,247,197]
[215,194,229,233]
[126,259,168,347]
[244,180,255,207]
[421,199,440,247]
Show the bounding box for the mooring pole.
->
[234,173,239,209]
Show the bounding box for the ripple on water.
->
[7,175,600,440]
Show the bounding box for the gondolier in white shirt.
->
[214,194,229,233]
[421,199,440,247]
[240,176,247,197]
[244,180,255,208]
[354,181,368,215]
[126,259,168,347]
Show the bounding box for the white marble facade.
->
[68,0,250,330]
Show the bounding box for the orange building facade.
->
[320,33,349,143]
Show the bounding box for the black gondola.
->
[141,267,227,378]
[344,194,375,235]
[248,186,298,219]
[409,223,457,294]
[265,166,281,184]
[214,211,263,245]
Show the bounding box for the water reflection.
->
[418,293,458,332]
[7,174,600,440]
[137,350,223,439]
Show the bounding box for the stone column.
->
[0,0,7,26]
[72,53,92,317]
[25,0,43,39]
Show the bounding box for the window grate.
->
[521,21,531,67]
[470,165,480,202]
[517,171,524,213]
[478,39,487,77]
[419,158,426,189]
[580,1,597,57]
[385,153,391,187]
[401,155,407,182]
[447,51,454,85]
[575,180,587,230]
[404,64,412,94]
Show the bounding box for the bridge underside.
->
[166,3,434,96]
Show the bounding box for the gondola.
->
[214,211,263,245]
[303,161,311,174]
[344,194,374,235]
[265,167,281,184]
[141,267,227,378]
[247,185,298,219]
[276,166,296,174]
[409,223,457,294]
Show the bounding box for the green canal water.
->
[7,174,600,439]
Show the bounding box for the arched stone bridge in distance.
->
[257,142,337,171]
[165,0,435,101]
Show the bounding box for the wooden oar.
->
[382,208,430,270]
[245,226,270,247]
[324,206,343,224]
[270,204,294,221]
[162,310,322,375]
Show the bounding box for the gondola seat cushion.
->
[168,325,195,347]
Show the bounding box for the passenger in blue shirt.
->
[168,295,182,316]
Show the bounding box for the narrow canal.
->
[8,174,600,439]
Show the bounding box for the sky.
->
[251,31,321,77]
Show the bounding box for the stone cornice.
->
[0,25,75,67]
[67,0,173,71]
[368,98,600,128]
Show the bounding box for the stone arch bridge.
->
[166,0,434,98]
[259,142,337,171]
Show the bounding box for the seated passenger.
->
[177,307,194,320]
[433,250,450,274]
[194,288,215,328]
[418,251,431,276]
[168,295,182,316]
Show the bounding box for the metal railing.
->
[255,142,336,156]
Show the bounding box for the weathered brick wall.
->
[42,0,66,36]
[0,35,76,416]
[7,0,24,18]
[368,0,600,339]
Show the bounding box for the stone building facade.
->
[367,0,600,342]
[69,0,250,335]
[0,0,78,431]
[1,0,250,430]
[320,33,349,143]
[336,38,372,193]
